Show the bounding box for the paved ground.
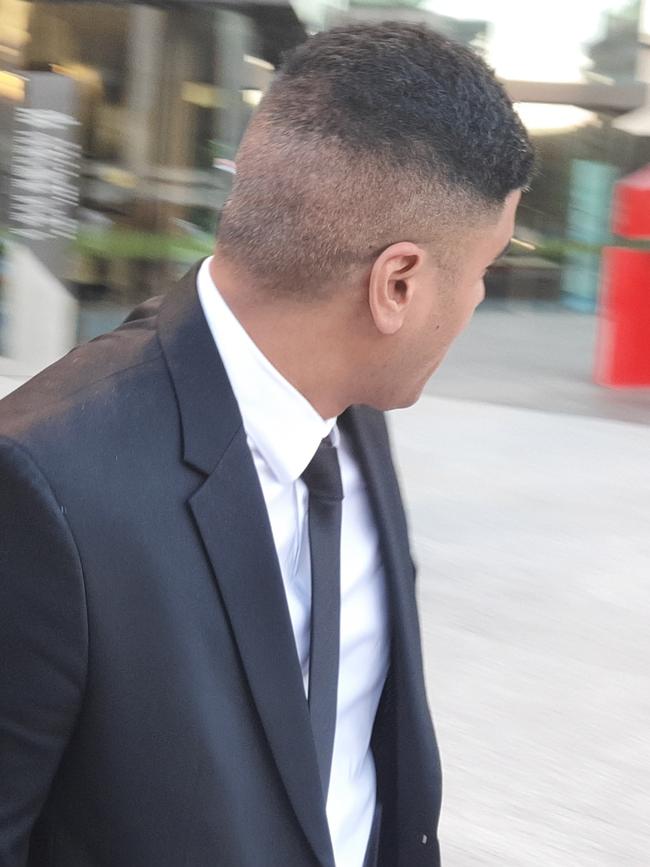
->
[0,357,34,400]
[390,387,649,865]
[425,301,650,426]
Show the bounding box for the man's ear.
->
[367,242,426,335]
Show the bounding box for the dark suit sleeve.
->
[0,437,88,866]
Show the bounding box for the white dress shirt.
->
[197,258,389,867]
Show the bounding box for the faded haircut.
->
[217,22,534,296]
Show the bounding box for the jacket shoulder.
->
[0,295,167,451]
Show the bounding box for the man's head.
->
[215,22,534,412]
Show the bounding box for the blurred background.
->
[1,0,650,393]
[1,1,649,864]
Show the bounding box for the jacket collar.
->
[157,261,242,476]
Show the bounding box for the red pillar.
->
[595,165,650,387]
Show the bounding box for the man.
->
[0,23,533,867]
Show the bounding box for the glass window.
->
[0,1,292,364]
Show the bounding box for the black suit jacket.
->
[0,264,442,867]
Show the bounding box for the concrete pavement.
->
[425,301,650,426]
[389,395,650,866]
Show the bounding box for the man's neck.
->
[209,254,355,420]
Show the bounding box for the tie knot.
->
[301,438,343,502]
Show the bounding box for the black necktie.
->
[301,437,343,800]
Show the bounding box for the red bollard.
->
[595,166,650,387]
[595,247,650,386]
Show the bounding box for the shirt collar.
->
[196,257,337,484]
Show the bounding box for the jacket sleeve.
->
[0,437,87,866]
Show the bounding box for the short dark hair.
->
[218,22,534,295]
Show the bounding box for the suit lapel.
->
[342,406,442,865]
[340,405,424,685]
[189,432,334,867]
[158,267,334,867]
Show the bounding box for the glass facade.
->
[0,0,303,372]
